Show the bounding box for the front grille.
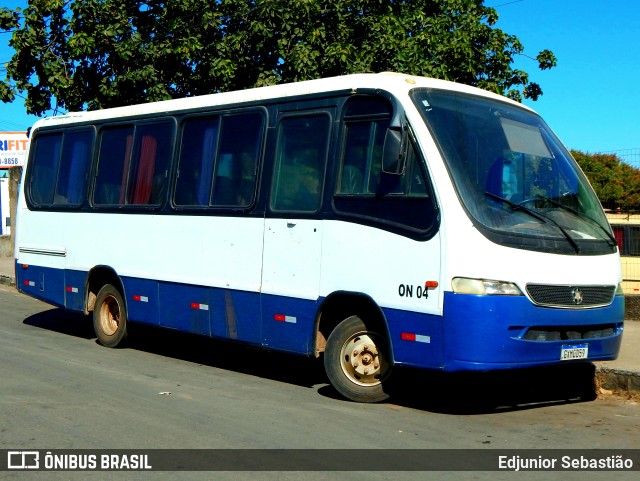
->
[523,324,616,341]
[526,284,616,308]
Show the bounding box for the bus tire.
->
[93,284,128,348]
[324,315,391,403]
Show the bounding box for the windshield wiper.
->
[521,195,617,247]
[485,191,581,253]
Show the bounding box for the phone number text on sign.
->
[1,158,21,166]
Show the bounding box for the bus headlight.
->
[452,277,523,296]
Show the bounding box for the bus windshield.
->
[412,89,615,255]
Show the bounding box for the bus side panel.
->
[17,263,65,308]
[123,276,264,343]
[122,276,160,326]
[441,292,624,371]
[261,293,317,354]
[64,269,87,312]
[383,307,444,369]
[210,289,262,345]
[158,282,211,336]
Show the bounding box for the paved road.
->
[1,285,639,480]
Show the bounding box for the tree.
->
[572,150,640,211]
[0,0,557,116]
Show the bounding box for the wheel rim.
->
[339,331,387,387]
[98,295,120,336]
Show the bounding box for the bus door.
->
[261,110,334,353]
[324,94,443,369]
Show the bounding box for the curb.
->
[596,367,640,399]
[0,275,15,287]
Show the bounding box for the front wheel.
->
[324,315,391,403]
[93,284,128,348]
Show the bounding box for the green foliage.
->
[572,150,640,210]
[1,0,557,115]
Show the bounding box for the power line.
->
[0,119,33,131]
[488,0,526,8]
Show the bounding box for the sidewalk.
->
[594,320,640,398]
[0,255,637,398]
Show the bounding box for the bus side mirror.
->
[382,127,406,175]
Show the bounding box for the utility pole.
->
[8,166,22,257]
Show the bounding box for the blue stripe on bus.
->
[261,293,317,353]
[16,262,624,370]
[64,269,86,311]
[381,307,443,368]
[16,262,66,308]
[17,264,313,353]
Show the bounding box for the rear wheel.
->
[93,284,128,348]
[324,315,391,403]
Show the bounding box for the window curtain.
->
[64,137,89,205]
[118,135,134,205]
[130,134,158,204]
[197,126,217,205]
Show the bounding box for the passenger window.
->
[127,122,173,205]
[29,134,62,205]
[93,126,133,205]
[212,113,263,207]
[93,121,173,207]
[175,111,263,208]
[270,114,330,212]
[175,116,219,206]
[57,131,93,205]
[28,130,93,207]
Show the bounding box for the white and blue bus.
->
[15,73,623,402]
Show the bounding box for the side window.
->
[93,126,133,206]
[57,131,93,205]
[174,111,263,208]
[175,116,219,206]
[337,97,429,197]
[93,121,173,207]
[403,140,429,197]
[212,112,263,207]
[28,129,93,207]
[29,134,62,205]
[270,114,330,212]
[334,96,436,234]
[338,120,388,194]
[127,122,173,205]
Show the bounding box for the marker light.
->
[452,277,522,296]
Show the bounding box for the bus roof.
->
[31,72,529,130]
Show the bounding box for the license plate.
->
[560,343,588,361]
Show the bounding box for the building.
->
[0,131,29,235]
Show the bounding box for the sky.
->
[0,0,639,154]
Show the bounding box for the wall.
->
[0,234,11,257]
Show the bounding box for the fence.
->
[605,148,640,294]
[610,148,640,170]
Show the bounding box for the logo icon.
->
[572,287,584,305]
[7,451,39,470]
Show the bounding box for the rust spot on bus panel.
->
[86,291,97,314]
[224,291,238,339]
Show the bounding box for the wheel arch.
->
[84,265,126,315]
[314,290,394,364]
